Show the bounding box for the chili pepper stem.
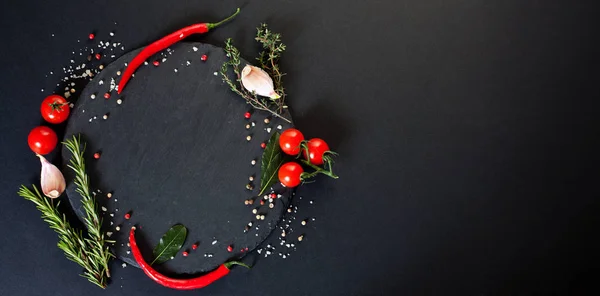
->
[207,8,241,30]
[223,261,251,269]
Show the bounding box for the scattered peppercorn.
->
[95,53,101,60]
[249,176,254,182]
[269,203,274,209]
[89,33,95,40]
[201,54,208,61]
[260,200,265,205]
[107,192,112,198]
[260,142,266,149]
[99,64,104,70]
[153,60,160,66]
[117,70,121,76]
[251,159,256,165]
[227,245,233,252]
[117,98,123,104]
[246,135,252,141]
[260,215,266,220]
[90,94,96,99]
[104,92,111,99]
[124,213,131,219]
[301,220,307,226]
[264,118,270,124]
[244,112,251,119]
[298,235,304,242]
[245,124,251,130]
[93,152,101,159]
[192,243,198,250]
[182,251,189,257]
[270,193,277,199]
[252,208,258,214]
[103,114,109,120]
[70,88,76,93]
[245,184,253,190]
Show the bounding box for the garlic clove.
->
[38,154,66,199]
[241,65,280,99]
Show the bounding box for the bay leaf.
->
[259,132,284,195]
[151,224,187,265]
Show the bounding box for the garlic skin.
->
[241,65,281,99]
[38,154,66,199]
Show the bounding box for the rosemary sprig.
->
[17,184,111,288]
[220,24,291,123]
[63,135,113,284]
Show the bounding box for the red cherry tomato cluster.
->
[277,128,338,188]
[27,95,71,155]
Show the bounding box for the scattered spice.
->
[182,251,189,257]
[244,112,251,119]
[104,93,110,99]
[227,245,233,252]
[153,60,160,66]
[124,212,131,220]
[117,98,123,105]
[260,142,266,149]
[95,53,101,60]
[246,135,252,141]
[192,243,198,250]
[89,33,95,40]
[107,192,112,198]
[93,152,101,159]
[201,54,208,61]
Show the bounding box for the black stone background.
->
[0,0,598,295]
[61,41,295,274]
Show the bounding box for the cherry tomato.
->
[278,162,304,188]
[279,128,304,155]
[305,138,330,165]
[41,95,70,124]
[28,126,58,155]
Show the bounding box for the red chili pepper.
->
[129,227,249,290]
[117,8,240,94]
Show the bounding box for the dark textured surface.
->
[1,0,599,295]
[61,42,293,273]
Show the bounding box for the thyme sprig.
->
[220,24,291,123]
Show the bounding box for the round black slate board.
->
[61,42,294,274]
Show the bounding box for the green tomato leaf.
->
[151,224,187,265]
[259,132,284,195]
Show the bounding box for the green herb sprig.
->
[220,24,291,123]
[63,135,113,285]
[18,135,113,288]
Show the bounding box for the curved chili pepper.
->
[117,8,240,94]
[129,227,249,290]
